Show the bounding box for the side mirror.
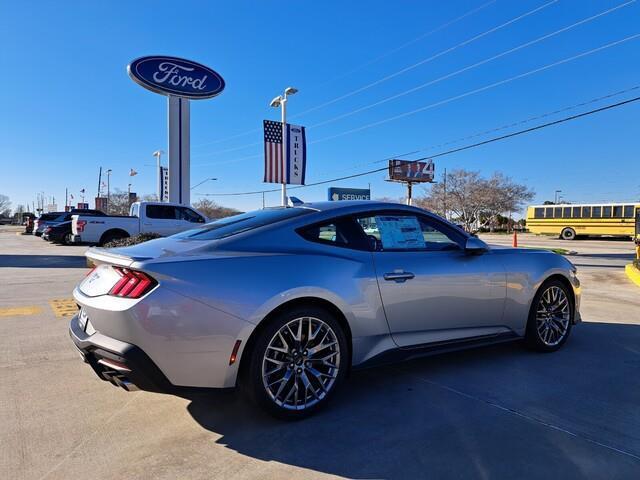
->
[465,236,488,254]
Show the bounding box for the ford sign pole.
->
[127,56,225,206]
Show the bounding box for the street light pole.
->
[153,150,164,201]
[555,189,562,204]
[270,87,298,207]
[191,177,217,190]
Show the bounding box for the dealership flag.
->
[263,120,306,185]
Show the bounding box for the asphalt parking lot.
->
[1,228,639,479]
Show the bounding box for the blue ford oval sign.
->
[127,56,225,99]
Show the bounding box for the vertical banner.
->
[160,167,170,202]
[263,120,306,185]
[286,124,306,185]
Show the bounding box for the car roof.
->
[286,200,428,216]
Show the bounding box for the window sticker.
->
[375,216,426,250]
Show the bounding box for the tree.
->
[107,189,138,216]
[0,194,10,217]
[415,169,534,232]
[192,198,241,220]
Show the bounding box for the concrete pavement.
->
[1,230,639,479]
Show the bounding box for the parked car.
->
[70,201,207,246]
[69,201,581,419]
[42,210,106,244]
[43,221,73,244]
[33,212,65,236]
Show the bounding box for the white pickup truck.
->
[70,201,208,246]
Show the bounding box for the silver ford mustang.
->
[70,201,580,418]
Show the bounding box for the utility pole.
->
[555,189,562,204]
[270,87,298,206]
[106,169,112,214]
[65,188,68,211]
[97,167,102,198]
[443,167,447,220]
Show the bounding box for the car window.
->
[298,220,357,248]
[178,207,204,223]
[357,214,461,252]
[173,207,312,240]
[146,205,178,219]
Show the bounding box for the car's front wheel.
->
[244,306,348,419]
[525,279,573,352]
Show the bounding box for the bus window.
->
[534,208,544,218]
[582,206,591,218]
[554,207,562,218]
[592,206,601,217]
[603,206,612,217]
[545,207,553,218]
[572,207,581,218]
[623,205,634,218]
[613,205,623,218]
[563,207,571,218]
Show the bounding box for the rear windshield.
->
[172,207,313,241]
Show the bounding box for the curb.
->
[624,263,640,288]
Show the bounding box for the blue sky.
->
[1,0,639,213]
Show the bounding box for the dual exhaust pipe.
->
[98,358,139,392]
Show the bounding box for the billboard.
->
[388,159,434,183]
[328,187,371,201]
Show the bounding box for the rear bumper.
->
[69,313,176,393]
[71,234,82,243]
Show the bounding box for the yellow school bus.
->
[526,203,640,240]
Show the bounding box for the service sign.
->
[328,187,371,201]
[127,56,225,99]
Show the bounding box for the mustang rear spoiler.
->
[85,247,152,268]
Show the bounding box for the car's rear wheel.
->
[62,233,72,245]
[525,279,573,352]
[245,306,347,419]
[560,227,576,240]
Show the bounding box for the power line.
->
[318,85,640,175]
[308,0,637,130]
[198,94,640,197]
[192,0,556,152]
[193,32,640,167]
[310,32,640,144]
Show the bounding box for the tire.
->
[525,279,574,352]
[62,233,72,245]
[560,227,576,240]
[244,306,348,419]
[100,231,128,246]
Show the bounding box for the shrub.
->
[103,232,162,248]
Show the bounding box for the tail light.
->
[109,267,157,298]
[76,220,87,232]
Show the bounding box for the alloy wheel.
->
[535,285,570,346]
[261,316,340,410]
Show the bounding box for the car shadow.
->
[184,322,640,479]
[0,254,87,268]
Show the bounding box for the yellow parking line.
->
[625,264,640,288]
[0,305,43,317]
[49,298,78,318]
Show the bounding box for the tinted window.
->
[563,207,571,218]
[173,207,312,240]
[545,207,553,218]
[624,205,634,218]
[603,206,612,217]
[357,214,461,252]
[554,207,562,218]
[178,207,204,223]
[146,205,178,219]
[582,206,591,218]
[572,207,581,218]
[613,205,623,218]
[592,206,601,218]
[534,208,544,219]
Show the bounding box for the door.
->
[175,206,206,232]
[358,213,507,347]
[143,204,181,235]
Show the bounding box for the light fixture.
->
[269,95,282,108]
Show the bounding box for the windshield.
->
[172,207,313,241]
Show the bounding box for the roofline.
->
[528,202,640,208]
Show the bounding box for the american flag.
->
[264,120,285,183]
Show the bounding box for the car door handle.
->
[383,271,415,282]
